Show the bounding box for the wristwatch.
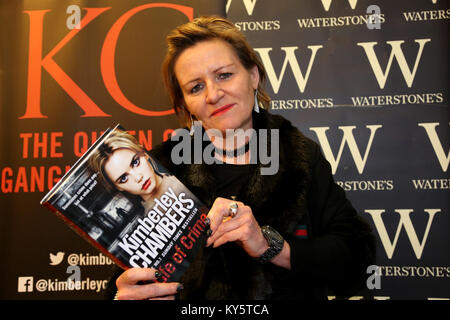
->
[257,225,285,264]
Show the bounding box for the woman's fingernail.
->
[204,218,211,226]
[176,284,184,292]
[206,229,212,237]
[155,271,163,279]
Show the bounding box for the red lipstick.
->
[142,178,151,191]
[210,104,234,117]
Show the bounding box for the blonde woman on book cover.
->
[107,16,376,300]
[89,129,178,212]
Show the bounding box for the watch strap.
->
[257,225,284,264]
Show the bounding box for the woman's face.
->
[103,148,157,197]
[174,39,259,133]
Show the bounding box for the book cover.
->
[40,125,209,282]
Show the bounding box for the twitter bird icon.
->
[49,252,65,265]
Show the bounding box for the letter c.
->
[101,4,193,116]
[130,255,147,268]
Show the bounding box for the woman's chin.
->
[142,186,156,198]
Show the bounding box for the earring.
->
[189,113,195,136]
[253,90,260,113]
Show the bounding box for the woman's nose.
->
[134,172,143,183]
[205,82,223,104]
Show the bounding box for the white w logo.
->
[357,39,431,89]
[418,122,450,172]
[226,0,257,15]
[320,0,358,11]
[365,209,440,259]
[310,125,382,174]
[254,45,323,94]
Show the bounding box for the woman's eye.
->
[218,72,232,80]
[118,174,128,184]
[131,157,140,167]
[190,83,203,94]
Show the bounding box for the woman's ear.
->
[250,64,260,90]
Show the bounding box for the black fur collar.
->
[152,109,312,235]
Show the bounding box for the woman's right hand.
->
[115,268,183,300]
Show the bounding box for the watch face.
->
[264,226,284,244]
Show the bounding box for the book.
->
[40,124,209,283]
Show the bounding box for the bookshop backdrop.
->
[0,0,448,300]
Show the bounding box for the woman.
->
[110,16,375,300]
[89,129,176,211]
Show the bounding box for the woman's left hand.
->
[205,197,269,258]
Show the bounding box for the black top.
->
[209,162,255,200]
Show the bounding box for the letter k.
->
[22,8,111,118]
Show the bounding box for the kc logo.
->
[365,209,441,259]
[418,122,450,172]
[357,39,431,89]
[22,4,193,119]
[310,125,382,174]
